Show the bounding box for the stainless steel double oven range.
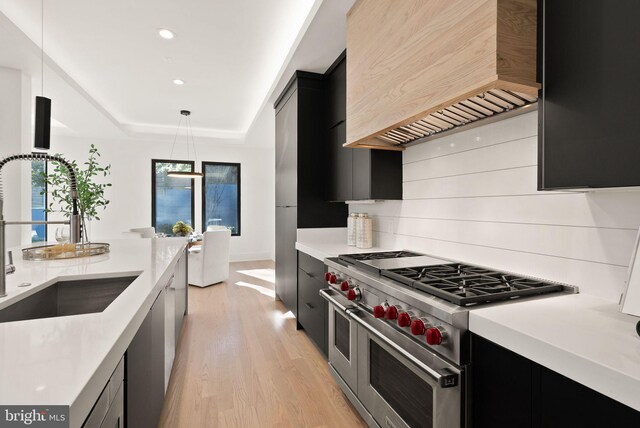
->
[319,251,577,428]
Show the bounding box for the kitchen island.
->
[0,238,187,427]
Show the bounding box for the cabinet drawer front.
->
[297,269,327,353]
[298,270,325,311]
[298,251,325,280]
[83,385,109,428]
[109,357,125,404]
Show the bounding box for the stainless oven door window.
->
[357,325,461,428]
[328,303,358,392]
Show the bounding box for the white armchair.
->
[188,229,231,287]
[206,225,228,231]
[129,227,156,238]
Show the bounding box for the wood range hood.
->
[345,0,540,150]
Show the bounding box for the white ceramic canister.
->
[356,213,373,249]
[347,213,357,246]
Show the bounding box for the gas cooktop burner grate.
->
[382,264,563,306]
[340,251,422,262]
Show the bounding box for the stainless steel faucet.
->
[0,153,82,297]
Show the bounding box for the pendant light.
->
[167,110,204,178]
[34,0,51,150]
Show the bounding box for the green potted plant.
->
[41,144,112,242]
[172,221,193,237]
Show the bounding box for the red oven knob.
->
[411,319,425,335]
[329,274,338,284]
[324,272,332,282]
[397,312,412,328]
[385,306,399,320]
[347,287,362,301]
[373,305,386,318]
[340,280,352,291]
[425,327,445,346]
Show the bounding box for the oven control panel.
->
[325,269,457,355]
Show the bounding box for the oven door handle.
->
[319,288,353,313]
[348,309,459,388]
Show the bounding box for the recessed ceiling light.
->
[173,79,185,85]
[158,29,175,39]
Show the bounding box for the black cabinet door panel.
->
[471,335,533,428]
[328,122,352,201]
[297,267,327,356]
[298,251,325,280]
[472,334,640,427]
[327,55,346,128]
[127,290,165,428]
[352,148,372,201]
[275,207,297,317]
[540,0,640,189]
[275,90,298,206]
[536,365,640,428]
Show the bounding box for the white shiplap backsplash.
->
[349,111,640,302]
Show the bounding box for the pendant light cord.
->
[168,111,200,174]
[186,118,190,163]
[168,115,184,162]
[188,116,200,167]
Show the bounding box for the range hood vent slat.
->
[379,90,536,147]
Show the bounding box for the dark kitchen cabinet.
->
[328,122,352,202]
[126,290,165,428]
[82,358,124,428]
[297,251,328,357]
[276,206,297,317]
[275,90,298,207]
[326,51,346,129]
[471,334,533,428]
[174,247,188,341]
[352,148,402,201]
[325,52,402,202]
[471,334,640,428]
[539,0,640,189]
[100,384,124,428]
[274,72,347,320]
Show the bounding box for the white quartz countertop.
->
[470,293,640,411]
[0,238,187,427]
[295,227,397,261]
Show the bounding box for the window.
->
[202,162,240,236]
[152,160,195,235]
[31,160,47,243]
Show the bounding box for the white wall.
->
[46,127,275,262]
[243,103,276,259]
[349,112,640,302]
[0,67,31,249]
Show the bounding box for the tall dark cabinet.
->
[539,0,640,189]
[274,72,347,319]
[325,52,402,202]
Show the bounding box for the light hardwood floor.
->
[159,260,367,428]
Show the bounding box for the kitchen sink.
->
[0,275,139,323]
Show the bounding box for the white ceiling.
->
[0,0,320,140]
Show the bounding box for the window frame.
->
[32,160,48,243]
[201,161,241,236]
[151,159,195,232]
